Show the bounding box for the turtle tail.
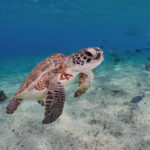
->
[6,99,22,114]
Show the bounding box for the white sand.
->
[1,53,150,150]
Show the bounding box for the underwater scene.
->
[1,0,150,150]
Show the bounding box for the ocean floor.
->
[1,51,150,150]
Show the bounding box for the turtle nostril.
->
[84,51,93,57]
[95,47,100,51]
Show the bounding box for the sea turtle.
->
[6,47,104,124]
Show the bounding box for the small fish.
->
[125,31,139,37]
[114,57,120,65]
[108,50,118,57]
[143,46,150,50]
[94,40,99,43]
[145,62,150,71]
[101,40,107,42]
[0,90,7,102]
[135,49,142,53]
[131,95,144,103]
[147,57,150,61]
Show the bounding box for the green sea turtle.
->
[6,47,104,124]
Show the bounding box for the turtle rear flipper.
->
[74,70,94,97]
[6,99,22,114]
[42,81,66,124]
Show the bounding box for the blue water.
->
[0,0,150,57]
[1,1,150,150]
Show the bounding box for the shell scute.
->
[15,54,66,96]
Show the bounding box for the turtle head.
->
[71,47,104,71]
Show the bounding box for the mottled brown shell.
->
[15,54,67,97]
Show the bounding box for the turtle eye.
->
[95,53,101,59]
[84,51,93,57]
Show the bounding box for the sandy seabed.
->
[1,53,150,150]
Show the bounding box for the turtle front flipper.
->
[6,99,22,114]
[42,81,66,124]
[74,70,94,97]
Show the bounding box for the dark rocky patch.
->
[0,90,7,102]
[136,82,141,87]
[145,62,150,71]
[88,119,101,125]
[132,64,137,68]
[118,111,134,123]
[109,128,123,137]
[111,89,126,97]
